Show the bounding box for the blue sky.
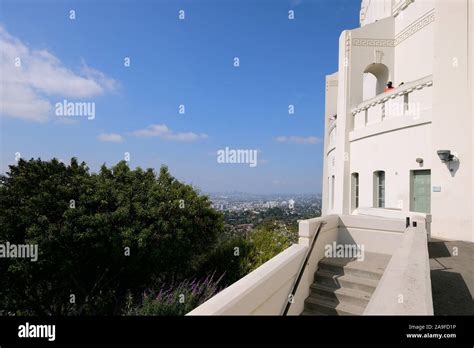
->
[0,0,360,194]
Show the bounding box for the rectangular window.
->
[351,173,359,210]
[331,175,335,209]
[375,171,385,208]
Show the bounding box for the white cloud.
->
[80,59,119,92]
[1,83,51,122]
[97,133,124,143]
[0,26,118,122]
[275,136,322,144]
[132,124,208,142]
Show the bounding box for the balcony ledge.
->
[351,75,433,116]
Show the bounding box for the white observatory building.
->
[322,0,474,242]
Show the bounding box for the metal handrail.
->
[282,221,326,316]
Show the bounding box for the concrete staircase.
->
[301,251,391,315]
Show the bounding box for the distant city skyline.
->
[0,0,360,194]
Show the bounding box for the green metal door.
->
[412,170,431,213]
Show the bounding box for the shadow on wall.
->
[428,240,474,315]
[363,63,389,101]
[437,150,460,177]
[447,160,460,177]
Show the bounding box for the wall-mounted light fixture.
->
[437,150,459,173]
[437,150,454,163]
[416,158,423,165]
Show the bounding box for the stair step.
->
[304,295,365,315]
[314,269,378,294]
[310,283,372,307]
[318,252,391,280]
[318,261,382,280]
[300,251,390,316]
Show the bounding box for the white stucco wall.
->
[360,0,393,27]
[321,0,474,242]
[350,122,432,211]
[394,1,435,84]
[322,73,338,216]
[430,0,473,242]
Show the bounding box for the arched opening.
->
[363,63,389,100]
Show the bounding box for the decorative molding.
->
[345,32,351,59]
[351,9,435,48]
[375,50,384,63]
[351,75,433,115]
[352,38,395,47]
[394,9,435,46]
[392,0,415,17]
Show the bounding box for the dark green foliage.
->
[195,235,252,286]
[196,220,298,286]
[0,158,223,315]
[242,221,296,272]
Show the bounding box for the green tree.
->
[197,220,298,287]
[241,222,296,273]
[0,158,223,315]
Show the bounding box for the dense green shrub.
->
[197,220,298,287]
[242,222,297,273]
[0,158,223,315]
[195,235,252,286]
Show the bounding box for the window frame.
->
[373,171,385,208]
[351,172,359,211]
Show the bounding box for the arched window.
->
[363,63,389,100]
[373,171,385,208]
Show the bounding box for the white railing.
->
[364,215,433,315]
[356,206,432,243]
[351,75,433,131]
[187,212,433,315]
[186,243,306,315]
[186,215,339,315]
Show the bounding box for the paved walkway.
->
[428,239,474,315]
